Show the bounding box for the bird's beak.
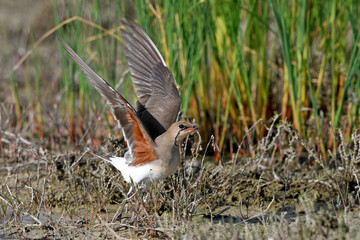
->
[187,125,200,131]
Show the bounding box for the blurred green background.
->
[1,0,360,158]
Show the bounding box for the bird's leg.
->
[111,193,133,222]
[126,178,138,197]
[126,186,133,196]
[139,180,151,202]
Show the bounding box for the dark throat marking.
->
[174,129,185,147]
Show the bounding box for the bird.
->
[59,20,199,190]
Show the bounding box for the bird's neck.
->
[155,132,178,149]
[154,132,180,160]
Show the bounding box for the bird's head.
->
[167,121,200,146]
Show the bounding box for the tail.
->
[88,150,143,184]
[109,156,152,184]
[109,157,132,183]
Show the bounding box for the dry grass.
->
[1,110,360,239]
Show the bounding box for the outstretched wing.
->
[59,38,157,166]
[121,21,180,139]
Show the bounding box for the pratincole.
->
[59,21,199,192]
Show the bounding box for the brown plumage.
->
[125,111,156,166]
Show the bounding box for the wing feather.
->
[121,21,180,139]
[59,38,157,166]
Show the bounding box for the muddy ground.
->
[1,120,360,239]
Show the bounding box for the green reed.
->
[133,0,359,154]
[24,0,357,153]
[8,65,21,130]
[54,0,125,143]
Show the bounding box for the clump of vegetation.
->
[1,113,360,238]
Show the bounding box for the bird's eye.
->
[179,124,185,129]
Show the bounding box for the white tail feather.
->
[109,157,153,184]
